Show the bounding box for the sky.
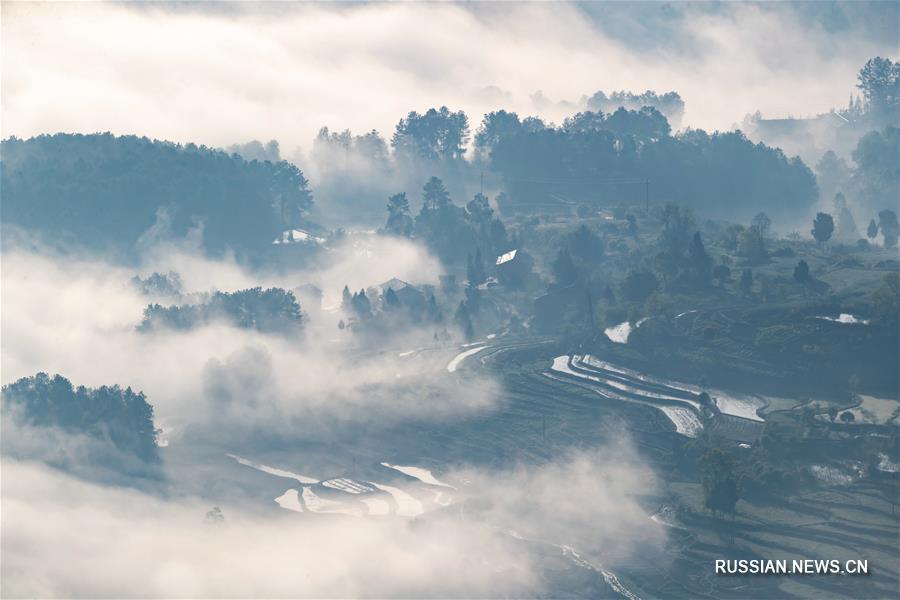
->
[2,1,898,155]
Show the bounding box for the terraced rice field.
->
[211,336,895,599]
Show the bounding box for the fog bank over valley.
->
[2,2,898,598]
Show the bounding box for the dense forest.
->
[0,115,815,258]
[1,373,159,463]
[4,59,897,258]
[139,287,304,333]
[489,118,818,220]
[0,133,314,256]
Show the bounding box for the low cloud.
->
[2,443,663,598]
[2,2,895,153]
[0,235,483,441]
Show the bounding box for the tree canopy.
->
[488,118,817,221]
[856,57,900,125]
[140,287,303,333]
[383,192,413,237]
[586,89,685,128]
[878,209,899,248]
[392,106,470,161]
[1,133,314,256]
[2,373,159,463]
[851,126,899,214]
[811,212,835,244]
[699,448,740,516]
[401,176,512,266]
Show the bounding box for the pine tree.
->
[687,232,712,286]
[384,192,413,237]
[867,218,879,240]
[811,212,834,245]
[878,210,899,248]
[699,448,740,517]
[352,289,371,318]
[422,176,451,211]
[833,193,857,239]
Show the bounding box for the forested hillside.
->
[139,287,304,333]
[486,112,818,221]
[0,133,313,256]
[2,373,159,463]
